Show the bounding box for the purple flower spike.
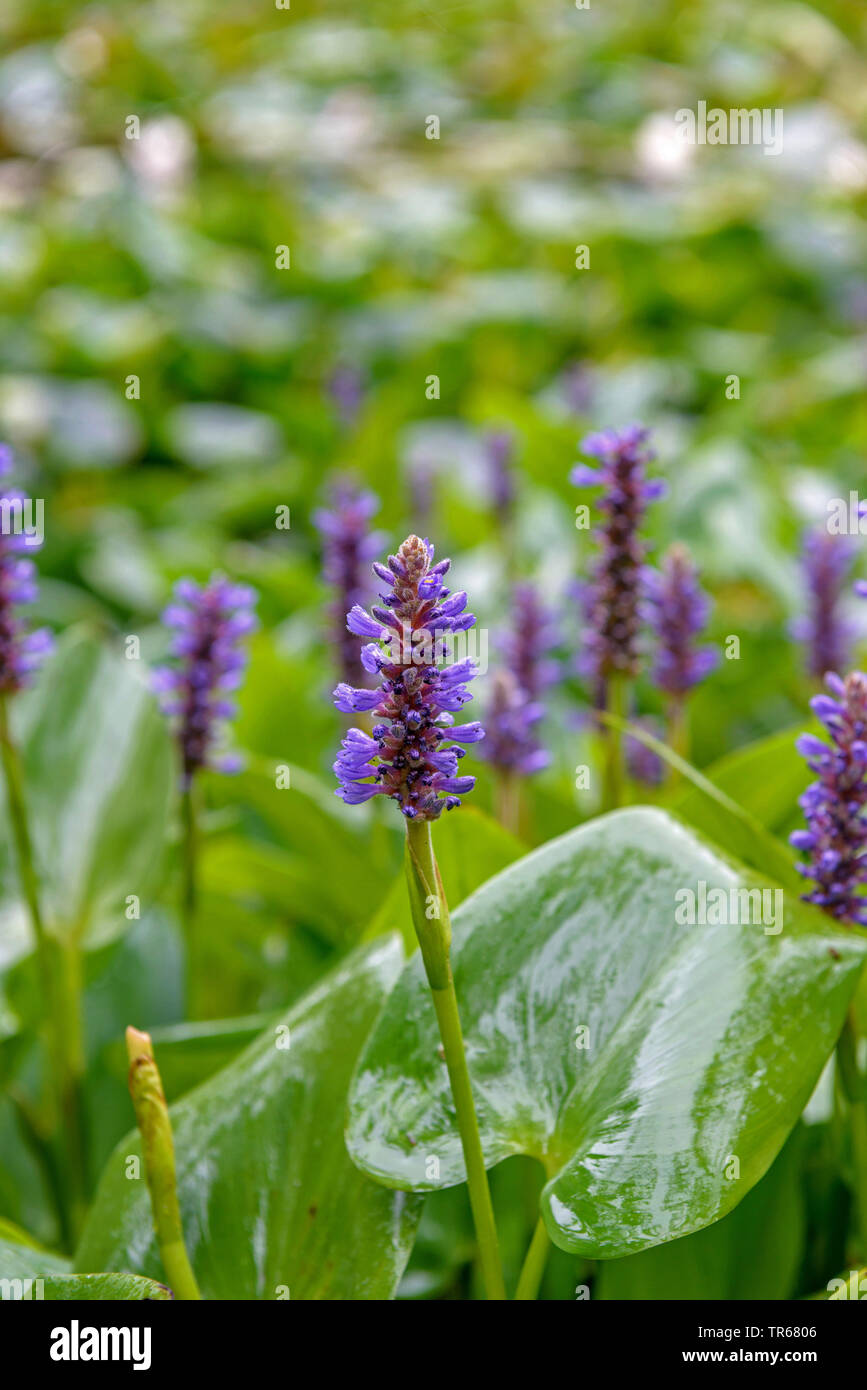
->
[792,528,856,681]
[313,479,385,688]
[790,671,867,925]
[482,670,549,776]
[332,534,483,820]
[483,583,558,779]
[502,583,560,701]
[0,446,52,694]
[153,574,258,788]
[644,543,717,698]
[483,429,515,524]
[625,717,666,787]
[327,364,365,430]
[571,424,664,690]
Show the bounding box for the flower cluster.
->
[644,543,717,699]
[790,672,867,925]
[793,528,856,681]
[333,534,483,819]
[482,670,548,776]
[570,424,664,693]
[502,583,559,700]
[483,429,515,525]
[483,583,558,778]
[313,479,383,688]
[153,575,257,787]
[327,364,364,430]
[0,446,52,694]
[625,717,665,786]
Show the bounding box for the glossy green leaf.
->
[595,1127,806,1299]
[76,938,422,1299]
[15,1272,172,1300]
[0,1229,170,1300]
[0,630,174,949]
[347,808,867,1259]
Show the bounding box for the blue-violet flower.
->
[333,534,483,819]
[0,445,52,693]
[644,542,717,698]
[790,671,867,925]
[792,528,856,681]
[313,479,384,688]
[153,575,257,788]
[570,424,665,692]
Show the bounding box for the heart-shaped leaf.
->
[0,630,174,949]
[595,1127,807,1299]
[346,808,867,1259]
[76,937,422,1299]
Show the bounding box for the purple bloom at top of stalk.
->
[790,671,867,925]
[570,424,665,687]
[483,428,515,523]
[332,534,483,820]
[0,444,53,694]
[481,669,548,777]
[153,574,258,788]
[643,542,717,698]
[313,478,384,687]
[482,582,558,779]
[791,527,857,681]
[502,582,560,700]
[327,364,365,430]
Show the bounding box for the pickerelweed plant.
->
[483,582,558,833]
[0,447,75,1230]
[794,527,856,685]
[644,541,717,764]
[332,533,505,1298]
[153,575,257,1016]
[571,424,665,809]
[790,671,867,1257]
[313,478,384,691]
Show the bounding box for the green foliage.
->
[347,809,867,1258]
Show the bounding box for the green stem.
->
[126,1027,202,1300]
[405,819,506,1301]
[0,695,86,1242]
[837,1009,867,1258]
[603,675,628,811]
[180,780,201,1018]
[514,1217,551,1300]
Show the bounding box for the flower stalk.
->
[571,425,664,808]
[405,819,505,1300]
[154,575,257,1016]
[126,1026,201,1300]
[514,1216,551,1301]
[0,696,86,1245]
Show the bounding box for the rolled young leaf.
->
[125,1027,201,1300]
